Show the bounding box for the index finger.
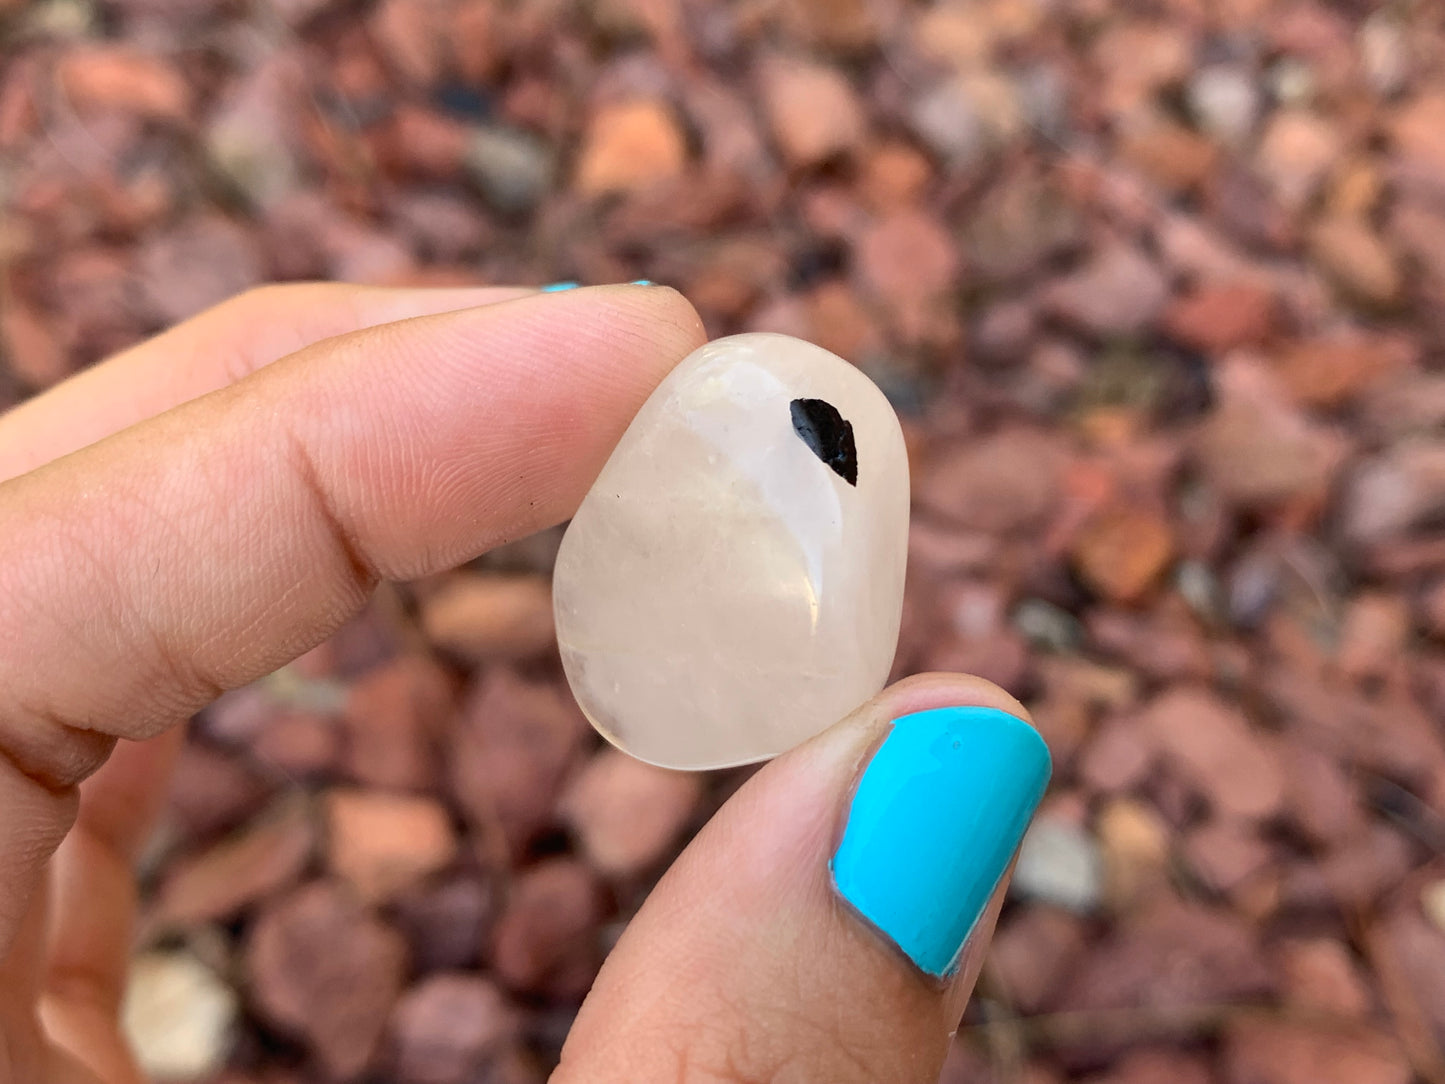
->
[0,284,705,954]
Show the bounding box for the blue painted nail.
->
[831,706,1051,978]
[541,282,580,292]
[628,279,654,286]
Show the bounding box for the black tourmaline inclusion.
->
[790,397,858,486]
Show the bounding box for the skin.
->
[0,283,1030,1084]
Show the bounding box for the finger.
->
[0,284,706,956]
[0,282,531,479]
[0,754,76,961]
[0,871,52,1042]
[38,825,147,1084]
[556,673,1052,1084]
[7,284,519,1046]
[43,729,183,993]
[37,726,178,1081]
[6,283,520,1078]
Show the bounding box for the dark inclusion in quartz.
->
[790,398,858,486]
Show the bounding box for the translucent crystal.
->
[553,333,909,770]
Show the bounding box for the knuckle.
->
[277,413,380,595]
[0,701,118,792]
[0,495,213,764]
[214,282,363,384]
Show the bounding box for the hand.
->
[0,281,1047,1084]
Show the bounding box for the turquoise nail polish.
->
[831,707,1051,978]
[629,279,654,286]
[541,282,580,292]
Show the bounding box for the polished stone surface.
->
[553,333,910,770]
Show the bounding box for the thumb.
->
[556,672,1052,1084]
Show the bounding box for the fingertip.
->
[494,284,706,419]
[830,703,1050,979]
[556,282,707,355]
[873,672,1034,728]
[561,673,1048,1082]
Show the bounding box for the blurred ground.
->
[4,0,1445,1081]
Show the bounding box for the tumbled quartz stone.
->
[553,332,909,770]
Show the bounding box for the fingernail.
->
[831,706,1051,978]
[541,282,580,292]
[628,279,655,286]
